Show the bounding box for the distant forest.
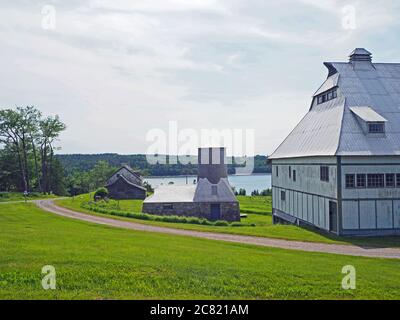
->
[56,153,271,176]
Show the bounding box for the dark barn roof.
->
[106,174,146,191]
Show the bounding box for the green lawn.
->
[0,192,58,202]
[0,202,399,299]
[57,195,400,248]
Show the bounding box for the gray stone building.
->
[142,147,240,222]
[106,165,146,200]
[269,48,400,236]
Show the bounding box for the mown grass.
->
[0,202,399,299]
[57,195,400,248]
[0,192,58,202]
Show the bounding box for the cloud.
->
[0,0,399,155]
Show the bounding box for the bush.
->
[187,217,201,225]
[94,187,108,200]
[80,201,245,227]
[230,222,242,227]
[214,220,229,226]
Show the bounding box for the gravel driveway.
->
[36,199,400,259]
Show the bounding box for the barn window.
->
[320,166,329,182]
[397,174,400,187]
[162,204,173,210]
[345,174,355,188]
[386,174,395,188]
[368,122,385,133]
[280,191,286,201]
[289,166,291,178]
[211,185,218,195]
[356,174,366,188]
[316,88,337,105]
[367,174,384,188]
[276,166,279,177]
[293,170,296,182]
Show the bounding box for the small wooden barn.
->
[105,165,146,200]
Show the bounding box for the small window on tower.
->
[211,185,218,195]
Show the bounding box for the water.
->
[144,174,272,195]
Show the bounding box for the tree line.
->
[56,154,271,176]
[0,106,271,196]
[0,106,66,194]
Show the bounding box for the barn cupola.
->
[349,48,372,62]
[197,147,228,184]
[349,48,374,70]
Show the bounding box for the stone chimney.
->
[197,147,228,184]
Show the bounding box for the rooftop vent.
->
[349,48,372,63]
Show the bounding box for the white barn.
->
[270,48,400,236]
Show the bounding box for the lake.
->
[144,174,272,195]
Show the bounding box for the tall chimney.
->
[197,147,228,184]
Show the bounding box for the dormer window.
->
[316,88,337,105]
[368,122,385,134]
[350,106,387,135]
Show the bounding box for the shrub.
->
[187,217,201,225]
[230,222,242,227]
[94,187,108,200]
[214,220,229,226]
[81,201,239,227]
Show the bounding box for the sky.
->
[0,0,400,156]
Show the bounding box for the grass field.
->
[57,195,400,248]
[0,202,399,299]
[0,192,58,202]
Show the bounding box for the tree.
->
[88,161,116,189]
[38,115,66,194]
[0,106,66,194]
[0,109,28,191]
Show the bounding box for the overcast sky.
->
[1,0,399,155]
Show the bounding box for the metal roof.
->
[194,178,238,202]
[143,185,197,203]
[270,48,400,159]
[105,174,146,191]
[143,178,237,203]
[349,106,387,122]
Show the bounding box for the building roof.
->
[194,178,238,202]
[143,178,238,203]
[143,185,197,203]
[105,174,146,191]
[349,106,387,122]
[119,165,142,179]
[270,48,400,159]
